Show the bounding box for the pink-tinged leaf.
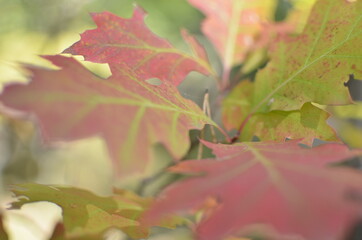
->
[64,8,214,86]
[0,55,215,176]
[143,141,362,240]
[188,0,292,74]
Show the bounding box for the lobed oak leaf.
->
[222,0,361,144]
[223,80,338,145]
[64,8,214,86]
[251,0,362,113]
[240,102,338,145]
[143,140,362,240]
[0,55,215,176]
[10,184,151,239]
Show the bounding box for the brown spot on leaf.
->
[352,64,362,74]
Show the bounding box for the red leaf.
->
[0,55,214,176]
[143,141,362,240]
[64,8,214,86]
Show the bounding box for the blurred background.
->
[0,0,361,239]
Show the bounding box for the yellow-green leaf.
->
[253,0,361,113]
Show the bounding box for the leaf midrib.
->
[20,91,210,120]
[99,43,216,76]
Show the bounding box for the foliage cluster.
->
[1,0,362,239]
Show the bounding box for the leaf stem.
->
[232,113,253,143]
[197,133,205,159]
[203,89,217,143]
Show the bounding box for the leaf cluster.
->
[1,0,362,240]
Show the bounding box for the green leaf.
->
[10,183,150,239]
[332,104,362,119]
[223,80,338,144]
[0,214,9,240]
[252,0,361,113]
[328,103,362,148]
[222,0,361,143]
[241,102,338,144]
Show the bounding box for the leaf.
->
[11,183,150,239]
[222,0,361,142]
[332,104,362,120]
[143,141,362,240]
[284,0,317,33]
[225,237,250,240]
[188,0,292,73]
[0,55,215,176]
[222,80,254,130]
[328,104,362,148]
[241,103,338,145]
[64,8,214,86]
[11,184,188,239]
[223,81,338,144]
[252,0,362,113]
[0,214,9,240]
[49,222,129,240]
[335,120,362,149]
